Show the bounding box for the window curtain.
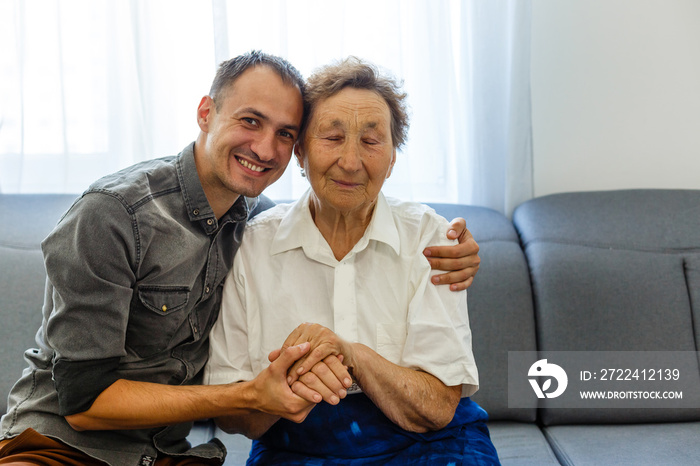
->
[460,0,534,216]
[0,0,532,217]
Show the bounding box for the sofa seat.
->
[543,421,700,465]
[489,421,560,465]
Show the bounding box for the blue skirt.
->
[247,395,500,465]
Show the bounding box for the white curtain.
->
[460,0,534,216]
[0,0,532,216]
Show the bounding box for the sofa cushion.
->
[513,189,700,249]
[687,255,700,344]
[0,194,78,247]
[0,194,78,413]
[513,189,700,425]
[489,421,560,465]
[543,422,700,466]
[522,243,695,351]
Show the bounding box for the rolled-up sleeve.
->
[401,215,479,397]
[43,192,138,416]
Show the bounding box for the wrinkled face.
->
[297,87,396,214]
[197,65,303,198]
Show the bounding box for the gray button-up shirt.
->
[1,143,257,465]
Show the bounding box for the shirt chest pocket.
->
[126,285,191,358]
[376,322,407,365]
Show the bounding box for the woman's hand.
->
[274,323,355,388]
[269,324,354,402]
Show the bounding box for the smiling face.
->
[195,65,303,210]
[297,87,397,217]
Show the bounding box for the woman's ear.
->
[386,148,397,179]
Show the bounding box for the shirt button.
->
[193,209,200,216]
[207,219,214,226]
[161,305,167,312]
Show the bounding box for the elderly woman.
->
[205,58,499,465]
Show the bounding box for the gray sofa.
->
[1,189,698,465]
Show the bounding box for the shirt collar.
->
[176,142,251,233]
[270,189,401,259]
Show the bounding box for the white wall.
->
[531,0,700,197]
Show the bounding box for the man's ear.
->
[197,95,214,132]
[386,148,397,179]
[294,142,304,164]
[294,143,307,175]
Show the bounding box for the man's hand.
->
[423,217,480,291]
[268,349,350,406]
[249,342,317,424]
[215,342,319,437]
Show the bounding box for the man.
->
[0,51,480,465]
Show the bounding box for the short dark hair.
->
[209,50,305,111]
[302,56,409,149]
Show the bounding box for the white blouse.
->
[204,190,479,397]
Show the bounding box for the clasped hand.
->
[268,323,353,406]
